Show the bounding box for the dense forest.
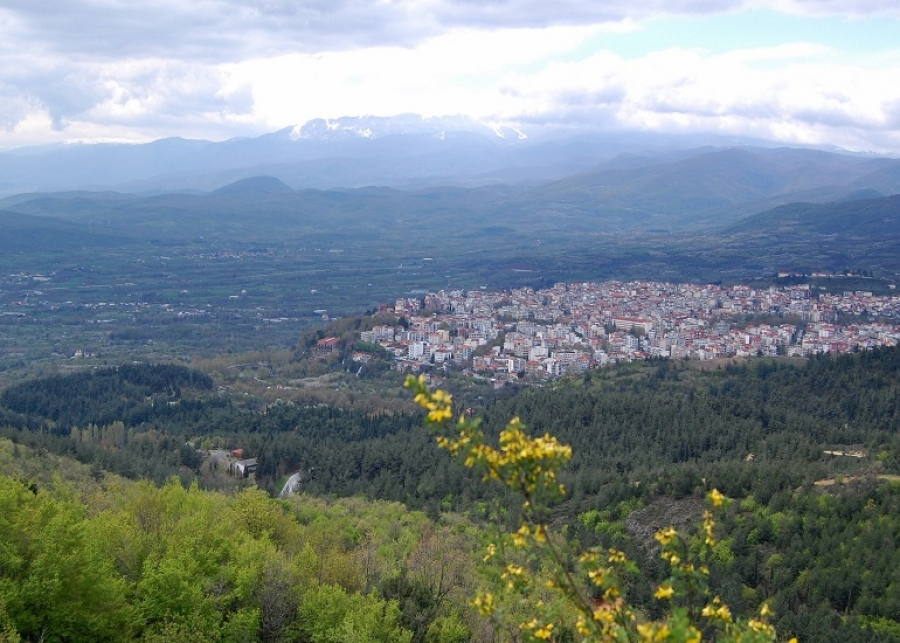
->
[2,348,900,640]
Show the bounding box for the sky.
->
[1,1,899,153]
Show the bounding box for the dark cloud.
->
[0,1,751,63]
[792,106,862,129]
[885,99,900,129]
[27,72,105,129]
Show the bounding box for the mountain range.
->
[0,114,861,197]
[2,114,900,280]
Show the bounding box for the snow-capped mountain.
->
[290,114,527,141]
[0,113,789,196]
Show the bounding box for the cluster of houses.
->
[343,280,900,379]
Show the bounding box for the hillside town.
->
[352,280,900,379]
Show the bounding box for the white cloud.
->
[760,0,900,17]
[235,23,611,128]
[497,43,900,152]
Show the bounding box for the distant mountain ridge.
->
[3,115,900,253]
[289,114,528,141]
[0,209,133,252]
[529,146,900,228]
[726,193,900,236]
[0,114,858,197]
[4,147,900,248]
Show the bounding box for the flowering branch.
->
[405,375,792,643]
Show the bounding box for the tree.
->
[0,477,134,642]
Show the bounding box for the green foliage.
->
[0,595,20,643]
[0,476,134,642]
[0,444,487,643]
[293,583,413,643]
[425,613,470,643]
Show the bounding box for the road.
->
[280,472,301,497]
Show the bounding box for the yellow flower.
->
[471,592,495,616]
[701,596,732,622]
[708,488,725,508]
[608,548,627,564]
[748,618,775,635]
[503,564,525,579]
[637,622,671,641]
[576,618,591,635]
[588,568,606,586]
[534,623,554,640]
[654,584,675,600]
[703,510,716,545]
[512,524,530,547]
[655,526,678,546]
[427,407,453,422]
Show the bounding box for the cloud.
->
[0,89,33,131]
[495,44,900,152]
[2,1,898,69]
[0,1,737,63]
[765,0,900,16]
[0,1,899,150]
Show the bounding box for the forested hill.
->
[725,193,900,235]
[479,348,900,501]
[3,350,900,505]
[0,363,213,427]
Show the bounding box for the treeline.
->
[0,363,213,428]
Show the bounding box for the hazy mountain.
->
[0,209,135,252]
[725,193,900,236]
[0,116,529,196]
[4,144,900,246]
[0,115,825,197]
[526,146,900,229]
[210,176,294,196]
